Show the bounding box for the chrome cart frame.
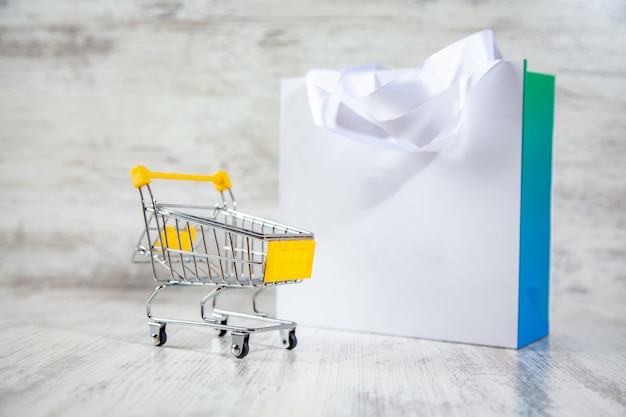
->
[130,165,314,358]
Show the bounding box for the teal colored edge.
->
[517,61,555,348]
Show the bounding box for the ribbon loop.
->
[305,30,503,152]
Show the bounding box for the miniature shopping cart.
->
[130,165,315,358]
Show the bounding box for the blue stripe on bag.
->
[518,62,555,348]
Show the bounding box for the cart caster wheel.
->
[282,329,297,350]
[216,317,228,337]
[231,334,250,359]
[149,322,167,347]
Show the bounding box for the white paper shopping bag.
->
[276,30,554,349]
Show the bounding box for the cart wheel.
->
[231,334,250,359]
[149,322,167,347]
[217,317,228,337]
[283,329,297,350]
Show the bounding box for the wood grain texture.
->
[0,1,624,415]
[0,286,624,417]
[0,0,624,291]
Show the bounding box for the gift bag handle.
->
[305,30,503,152]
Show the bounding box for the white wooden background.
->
[1,0,624,292]
[0,0,625,416]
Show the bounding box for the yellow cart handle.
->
[131,165,232,191]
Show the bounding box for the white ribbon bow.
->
[305,30,503,151]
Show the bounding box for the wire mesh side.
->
[134,183,313,286]
[215,208,313,238]
[142,211,267,285]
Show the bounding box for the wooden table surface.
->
[1,0,625,415]
[0,285,624,417]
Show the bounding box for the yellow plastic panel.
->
[155,226,197,251]
[264,239,316,283]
